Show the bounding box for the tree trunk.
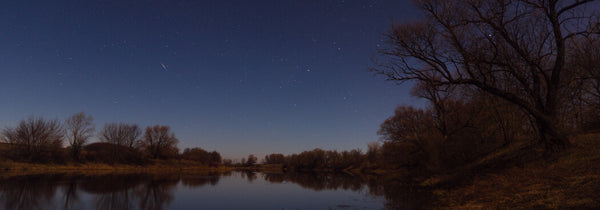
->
[536,117,570,153]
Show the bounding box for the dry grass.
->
[435,133,600,209]
[0,158,235,175]
[0,142,235,174]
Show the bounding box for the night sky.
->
[0,0,423,160]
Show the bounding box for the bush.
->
[181,147,222,166]
[83,142,148,165]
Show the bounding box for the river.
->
[0,171,434,209]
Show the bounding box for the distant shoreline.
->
[0,161,236,175]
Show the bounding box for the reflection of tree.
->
[135,175,178,210]
[180,173,220,187]
[264,173,363,191]
[61,176,81,210]
[240,171,257,182]
[262,172,436,209]
[80,174,144,210]
[94,189,135,210]
[0,174,60,210]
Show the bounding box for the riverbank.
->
[430,133,600,208]
[0,159,235,175]
[1,134,598,208]
[236,133,600,208]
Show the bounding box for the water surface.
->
[0,171,433,209]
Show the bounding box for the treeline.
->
[264,149,363,172]
[259,25,600,177]
[0,113,222,166]
[263,78,599,176]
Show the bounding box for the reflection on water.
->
[0,171,434,209]
[262,172,434,209]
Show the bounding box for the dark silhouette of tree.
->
[99,123,141,149]
[377,96,530,173]
[280,148,368,172]
[141,125,179,159]
[568,36,600,131]
[122,124,142,149]
[209,151,222,166]
[181,147,222,166]
[264,153,285,164]
[378,106,433,145]
[366,142,380,164]
[245,154,257,166]
[99,123,123,146]
[64,112,94,161]
[1,117,63,162]
[222,159,233,166]
[83,142,147,165]
[99,123,143,161]
[373,0,599,151]
[240,158,246,166]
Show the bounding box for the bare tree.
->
[568,36,600,131]
[100,123,141,148]
[373,0,599,151]
[123,124,141,149]
[65,112,94,160]
[246,154,257,166]
[100,123,122,146]
[1,116,63,160]
[378,106,434,145]
[141,125,179,159]
[264,153,285,164]
[366,142,380,163]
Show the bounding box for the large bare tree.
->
[374,0,599,151]
[142,125,179,159]
[65,112,95,160]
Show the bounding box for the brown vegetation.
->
[83,142,148,165]
[0,114,225,171]
[181,147,222,166]
[1,117,65,163]
[99,122,141,149]
[434,134,600,208]
[140,125,179,159]
[65,112,95,161]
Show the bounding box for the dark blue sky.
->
[0,0,423,160]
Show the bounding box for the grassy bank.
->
[430,133,600,208]
[0,159,235,175]
[0,142,235,174]
[245,134,600,208]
